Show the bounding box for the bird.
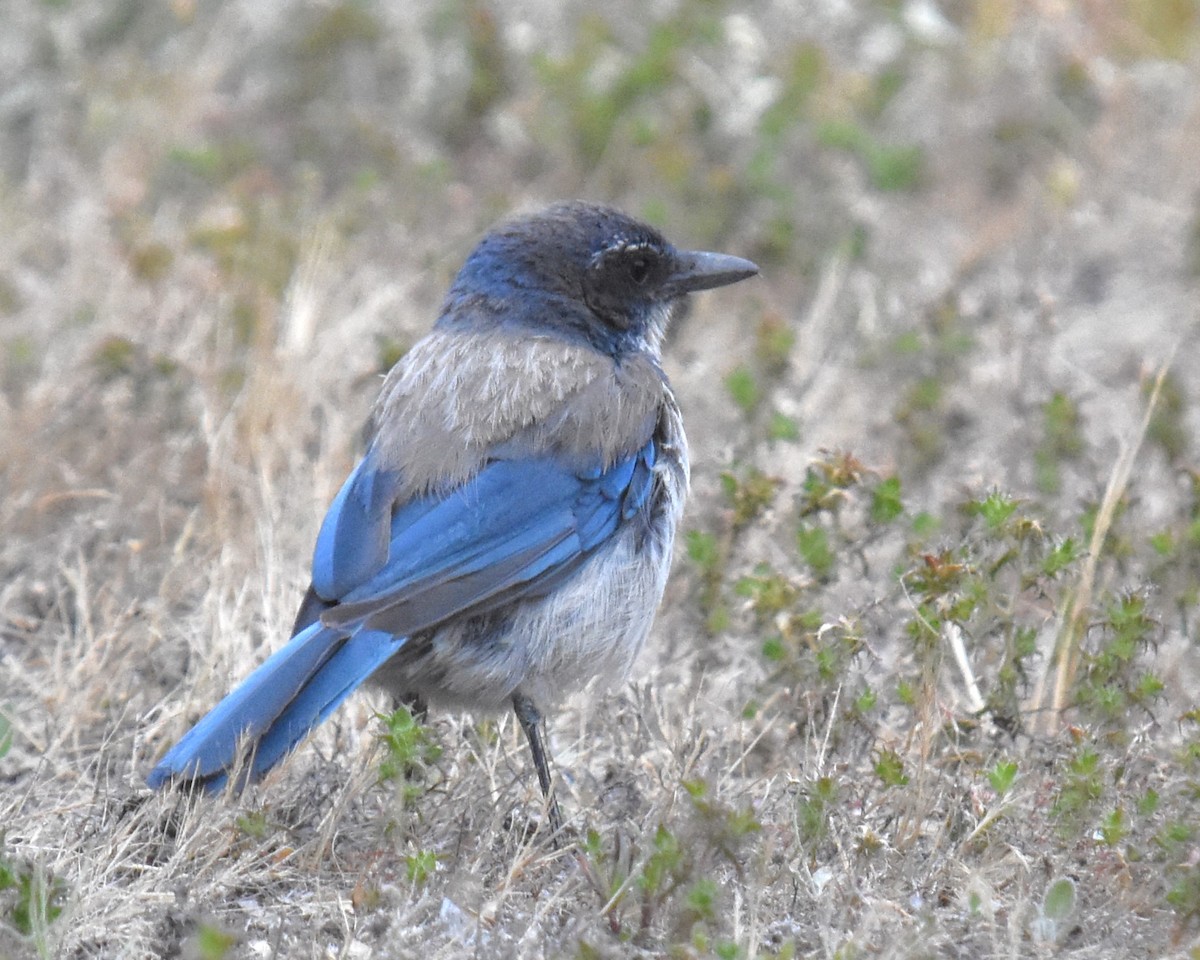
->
[147,201,758,831]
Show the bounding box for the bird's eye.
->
[628,257,650,285]
[582,239,665,327]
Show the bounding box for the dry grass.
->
[3,1,1200,957]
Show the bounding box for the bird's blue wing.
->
[149,436,658,792]
[321,440,658,635]
[311,445,404,601]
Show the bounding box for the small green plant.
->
[1042,537,1081,576]
[797,452,867,516]
[581,828,626,907]
[715,315,802,442]
[532,9,721,172]
[887,300,977,470]
[1155,820,1193,860]
[685,877,717,922]
[686,528,729,633]
[194,923,238,960]
[1035,391,1085,494]
[687,468,785,635]
[404,850,438,885]
[580,777,766,947]
[763,613,864,719]
[755,312,795,374]
[720,469,781,529]
[735,564,800,622]
[234,809,271,840]
[639,825,685,901]
[852,686,877,715]
[767,411,800,442]
[376,705,442,802]
[683,778,762,853]
[686,530,721,572]
[295,2,384,70]
[1052,744,1104,831]
[1166,864,1200,927]
[869,475,904,524]
[986,758,1018,796]
[796,776,839,848]
[966,490,1020,531]
[1031,876,1077,943]
[458,0,512,132]
[1076,591,1164,728]
[0,849,67,950]
[873,748,909,788]
[816,121,924,191]
[796,523,834,578]
[1098,806,1128,847]
[724,366,760,415]
[758,41,825,143]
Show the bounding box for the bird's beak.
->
[665,250,759,296]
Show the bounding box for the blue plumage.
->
[311,450,398,600]
[148,201,757,827]
[147,622,359,788]
[149,442,656,790]
[330,441,657,633]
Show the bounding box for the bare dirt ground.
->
[2,1,1200,957]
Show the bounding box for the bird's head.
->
[440,201,759,357]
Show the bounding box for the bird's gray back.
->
[370,327,670,498]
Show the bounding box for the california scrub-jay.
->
[147,201,758,828]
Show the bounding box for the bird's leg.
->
[511,693,563,837]
[396,693,428,723]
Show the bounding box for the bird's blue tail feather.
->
[237,628,408,784]
[147,623,406,792]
